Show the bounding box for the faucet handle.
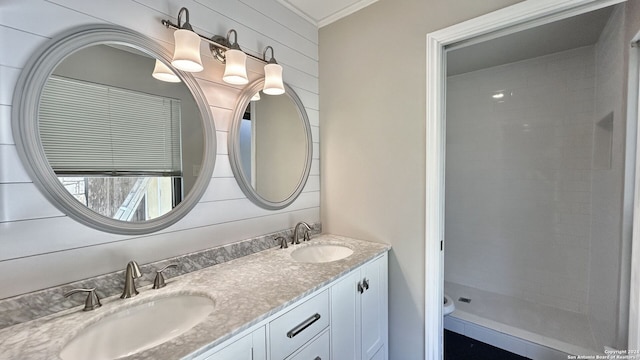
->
[153,264,178,289]
[64,288,102,311]
[276,236,288,249]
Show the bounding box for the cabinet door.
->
[205,327,266,360]
[361,255,388,360]
[330,270,362,360]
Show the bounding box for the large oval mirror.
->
[12,25,216,234]
[229,80,312,209]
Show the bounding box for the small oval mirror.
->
[12,25,216,234]
[229,80,312,209]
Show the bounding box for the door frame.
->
[424,0,627,358]
[628,28,640,351]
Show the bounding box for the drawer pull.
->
[357,282,364,294]
[286,313,321,338]
[314,357,321,360]
[363,278,370,290]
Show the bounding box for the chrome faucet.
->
[292,222,312,245]
[121,260,142,299]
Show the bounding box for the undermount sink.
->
[60,295,214,360]
[290,244,354,263]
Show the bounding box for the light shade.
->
[223,49,248,85]
[171,29,203,72]
[263,63,285,95]
[152,60,181,83]
[251,91,261,101]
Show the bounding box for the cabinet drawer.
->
[270,290,329,360]
[287,329,330,360]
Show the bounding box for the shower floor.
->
[444,282,600,356]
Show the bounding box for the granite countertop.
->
[0,234,390,360]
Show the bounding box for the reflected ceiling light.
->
[170,8,203,72]
[262,46,285,95]
[251,91,261,101]
[161,7,285,92]
[492,92,504,99]
[152,59,181,83]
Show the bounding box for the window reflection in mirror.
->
[38,44,204,222]
[58,177,180,221]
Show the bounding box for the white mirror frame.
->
[424,0,625,358]
[12,24,217,235]
[228,79,313,210]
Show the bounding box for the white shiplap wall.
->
[0,0,319,299]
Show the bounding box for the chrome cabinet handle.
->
[314,357,321,360]
[286,313,321,338]
[64,287,101,311]
[153,264,178,289]
[363,278,370,291]
[357,282,364,294]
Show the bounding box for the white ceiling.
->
[277,0,379,27]
[447,6,613,76]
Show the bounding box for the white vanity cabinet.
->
[330,254,388,360]
[191,252,388,360]
[202,327,266,360]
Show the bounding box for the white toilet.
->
[443,294,455,315]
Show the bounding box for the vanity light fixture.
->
[170,8,203,72]
[262,46,285,95]
[251,91,261,101]
[221,30,248,85]
[152,59,181,83]
[161,7,285,93]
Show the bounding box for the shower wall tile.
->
[444,45,596,314]
[589,6,627,351]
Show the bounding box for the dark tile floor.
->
[445,330,531,360]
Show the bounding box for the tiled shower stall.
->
[444,5,628,356]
